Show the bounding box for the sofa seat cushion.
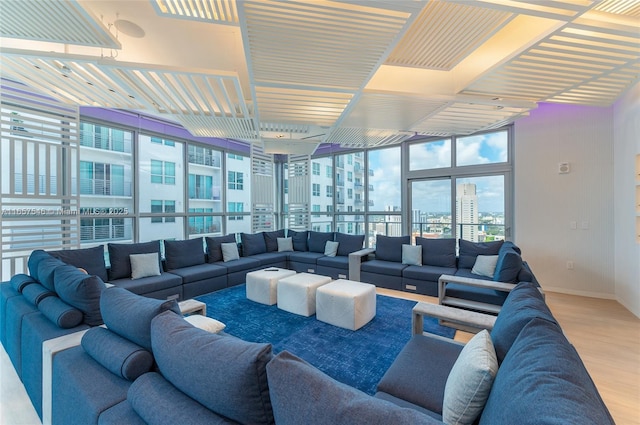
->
[288,251,325,265]
[128,372,236,425]
[109,272,182,296]
[374,392,443,421]
[377,334,463,414]
[402,265,457,282]
[479,318,615,425]
[361,260,408,277]
[151,311,274,425]
[443,282,509,308]
[108,241,162,281]
[267,351,440,425]
[249,252,289,266]
[167,263,227,284]
[164,238,205,270]
[49,245,109,282]
[98,400,147,425]
[212,257,260,273]
[316,255,349,270]
[454,268,490,280]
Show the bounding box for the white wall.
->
[613,81,640,318]
[514,102,615,298]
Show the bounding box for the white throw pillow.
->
[277,237,294,252]
[221,242,239,262]
[442,329,498,425]
[129,253,161,280]
[401,244,422,266]
[324,241,339,257]
[185,315,226,334]
[471,255,499,278]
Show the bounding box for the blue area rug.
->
[196,284,456,395]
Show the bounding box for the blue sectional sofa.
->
[45,282,613,425]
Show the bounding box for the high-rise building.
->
[456,183,478,242]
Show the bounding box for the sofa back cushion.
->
[151,311,274,425]
[479,318,615,425]
[241,232,268,256]
[54,264,105,326]
[335,233,365,257]
[37,296,83,329]
[22,283,56,306]
[458,240,504,269]
[375,235,410,263]
[108,241,161,280]
[308,231,334,253]
[36,254,67,291]
[164,238,205,270]
[27,249,55,282]
[10,274,37,293]
[205,234,237,263]
[49,245,108,282]
[490,282,554,363]
[288,230,308,252]
[416,237,457,267]
[493,245,522,283]
[100,286,180,350]
[267,351,439,425]
[264,230,286,252]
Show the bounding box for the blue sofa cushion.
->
[205,234,236,263]
[164,238,205,270]
[335,232,365,257]
[493,246,522,283]
[361,259,408,277]
[458,239,504,269]
[128,372,234,425]
[402,265,457,282]
[288,251,324,265]
[375,235,410,263]
[10,273,37,293]
[480,318,615,425]
[54,264,106,326]
[308,231,334,253]
[241,232,268,256]
[108,273,182,297]
[37,254,67,291]
[490,281,555,363]
[250,252,289,267]
[267,351,439,425]
[82,327,153,381]
[264,229,286,252]
[22,283,56,306]
[97,400,147,425]
[27,249,53,282]
[101,286,180,351]
[167,263,227,284]
[213,256,260,273]
[288,230,308,252]
[37,296,83,328]
[151,311,274,425]
[316,255,349,269]
[49,245,109,282]
[108,241,161,280]
[416,237,457,268]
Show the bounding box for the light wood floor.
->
[1,289,639,425]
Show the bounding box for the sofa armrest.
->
[348,248,375,281]
[412,302,496,337]
[42,329,93,425]
[438,274,516,315]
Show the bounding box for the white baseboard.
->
[542,285,617,300]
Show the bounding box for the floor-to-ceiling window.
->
[367,146,402,247]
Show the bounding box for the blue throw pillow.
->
[375,235,410,262]
[241,232,268,256]
[493,246,522,283]
[22,283,56,306]
[267,351,439,425]
[49,245,108,282]
[10,273,36,293]
[54,264,106,326]
[490,282,555,363]
[335,233,365,257]
[151,311,274,425]
[37,296,83,329]
[164,238,205,270]
[288,230,308,252]
[82,327,154,381]
[27,250,53,282]
[458,240,504,269]
[36,255,67,291]
[480,318,615,425]
[263,230,286,252]
[308,231,334,253]
[205,234,236,263]
[415,237,457,267]
[100,286,180,351]
[107,241,161,280]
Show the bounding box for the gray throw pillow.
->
[221,242,240,262]
[324,241,339,257]
[402,244,422,266]
[471,255,499,278]
[130,253,161,280]
[277,237,294,252]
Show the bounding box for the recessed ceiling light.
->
[114,19,145,38]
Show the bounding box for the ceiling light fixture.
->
[114,19,145,38]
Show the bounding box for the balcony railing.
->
[80,178,132,197]
[188,152,221,167]
[336,179,345,187]
[411,221,505,241]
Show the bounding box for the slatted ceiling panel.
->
[241,0,411,89]
[592,0,640,17]
[472,0,595,21]
[387,1,512,70]
[152,0,239,24]
[0,0,120,48]
[176,115,258,140]
[327,127,412,148]
[255,87,353,127]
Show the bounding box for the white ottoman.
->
[277,273,332,316]
[316,279,376,330]
[246,268,297,305]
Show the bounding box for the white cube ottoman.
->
[246,268,297,305]
[277,273,332,316]
[316,279,376,330]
